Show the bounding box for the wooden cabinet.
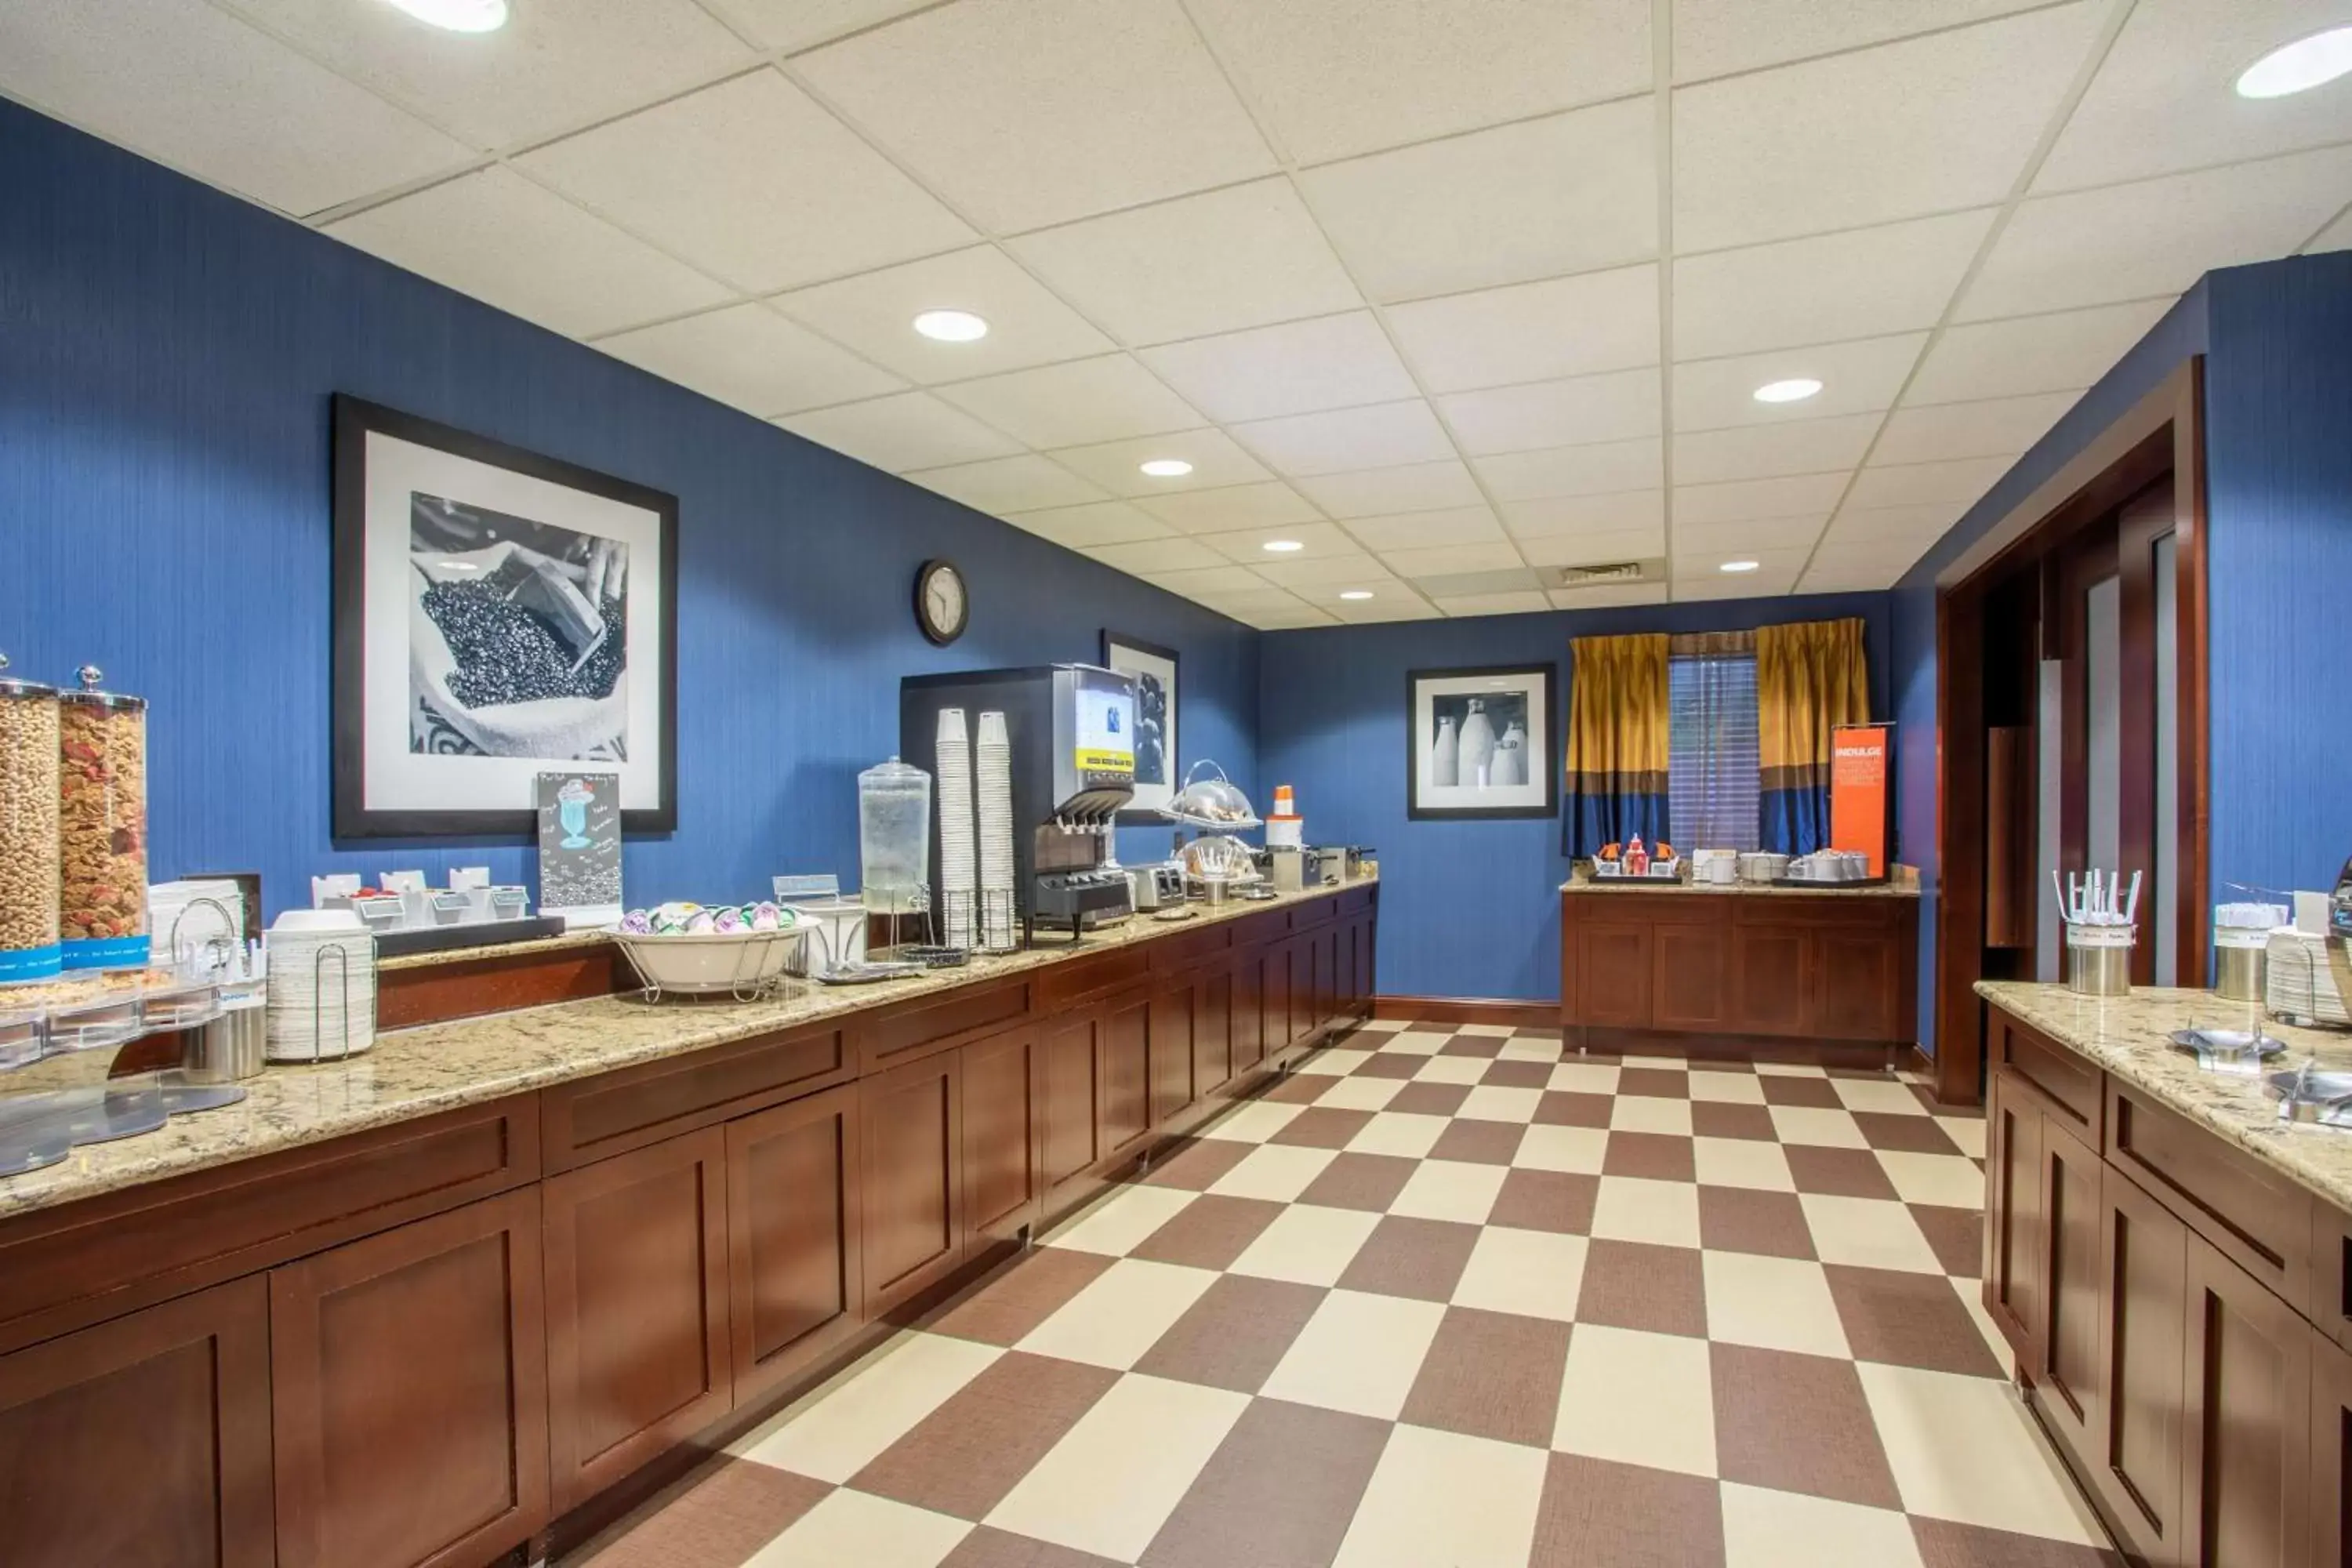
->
[2095,1163,2188,1565]
[1575,924,1654,1029]
[1195,969,1233,1096]
[1231,948,1267,1074]
[269,1189,549,1568]
[1731,927,1807,1035]
[727,1085,862,1407]
[1040,1011,1104,1207]
[1102,993,1152,1157]
[1651,924,1730,1031]
[1985,1068,2048,1370]
[543,1128,731,1510]
[964,1027,1040,1247]
[0,1277,275,1567]
[2038,1115,2105,1465]
[2181,1231,2311,1568]
[1809,928,1904,1040]
[860,1050,964,1316]
[2314,1328,2352,1568]
[1149,984,1196,1129]
[1258,941,1294,1059]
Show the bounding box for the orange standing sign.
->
[1830,724,1893,877]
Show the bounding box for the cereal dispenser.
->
[57,666,149,970]
[0,654,63,982]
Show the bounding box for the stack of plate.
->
[936,708,977,950]
[263,910,378,1062]
[976,712,1016,949]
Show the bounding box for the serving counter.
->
[0,879,1377,1568]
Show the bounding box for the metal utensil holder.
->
[313,941,361,1058]
[2066,923,2134,997]
[940,888,1018,954]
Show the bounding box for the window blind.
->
[1668,652,1761,851]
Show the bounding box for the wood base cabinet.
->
[860,1050,964,1316]
[727,1085,862,1407]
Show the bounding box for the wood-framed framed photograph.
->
[331,394,678,838]
[1406,662,1559,821]
[1100,630,1178,824]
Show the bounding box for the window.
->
[1669,649,1760,851]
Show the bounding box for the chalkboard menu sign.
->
[537,771,622,924]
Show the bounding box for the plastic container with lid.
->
[858,756,931,909]
[0,654,63,983]
[57,666,150,971]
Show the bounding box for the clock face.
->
[916,560,967,645]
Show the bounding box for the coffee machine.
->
[900,665,1137,942]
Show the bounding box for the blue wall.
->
[1260,593,1892,1002]
[0,100,1257,918]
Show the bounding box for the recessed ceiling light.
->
[1339,590,1374,601]
[2238,27,2352,98]
[1139,458,1194,478]
[912,309,989,343]
[1262,539,1304,553]
[1721,559,1762,574]
[1752,378,1822,404]
[383,0,509,31]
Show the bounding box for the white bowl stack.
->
[976,711,1015,950]
[264,909,378,1062]
[936,708,977,949]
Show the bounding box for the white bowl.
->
[609,926,806,996]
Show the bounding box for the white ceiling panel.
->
[905,453,1107,512]
[601,303,906,416]
[1872,392,2073,466]
[1519,527,1668,567]
[1904,299,2173,405]
[1671,543,1812,578]
[1136,564,1270,597]
[328,168,732,338]
[223,0,751,151]
[1083,536,1232,575]
[1007,180,1360,348]
[1801,561,1907,592]
[1501,490,1668,539]
[5,0,470,219]
[2308,208,2352,253]
[1329,592,1445,623]
[1388,267,1661,394]
[932,356,1200,450]
[779,390,1019,472]
[1140,313,1418,423]
[1229,401,1455,477]
[1301,101,1658,303]
[1439,370,1664,456]
[1844,456,2009,510]
[1197,522,1361,562]
[1252,553,1399,590]
[1242,605,1345,629]
[705,0,936,53]
[1294,459,1486,519]
[794,0,1274,231]
[1822,504,1959,548]
[1675,571,1798,600]
[1810,537,1933,573]
[1958,146,2352,321]
[1186,0,1651,165]
[1138,482,1323,534]
[1001,501,1174,550]
[1671,209,1997,361]
[1675,472,1850,525]
[1671,333,1928,431]
[1474,439,1665,502]
[1050,429,1272,496]
[772,246,1114,381]
[513,71,974,296]
[1345,507,1510,552]
[1435,590,1556,617]
[1552,583,1672,610]
[1380,541,1531,579]
[1671,415,1881,485]
[1674,515,1828,554]
[1671,0,2056,84]
[1672,4,2106,252]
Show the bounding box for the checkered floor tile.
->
[564,1025,2118,1568]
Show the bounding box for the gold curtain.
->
[1564,633,1671,857]
[1757,618,1869,854]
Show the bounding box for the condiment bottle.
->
[1626,833,1650,878]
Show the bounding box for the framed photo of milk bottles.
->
[1406,663,1558,820]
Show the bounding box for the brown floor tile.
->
[1823,1265,2004,1377]
[1399,1305,1572,1446]
[1529,1452,1727,1568]
[1271,1107,1376,1148]
[1439,1033,1508,1058]
[1911,1203,1983,1279]
[1129,1195,1287,1271]
[1388,1081,1471,1116]
[1134,1136,1254,1191]
[1910,1518,2125,1567]
[924,1248,1116,1345]
[1297,1151,1420,1212]
[1483,1058,1554,1089]
[1603,1131,1697,1181]
[1784,1145,1900,1200]
[1335,1215,1483,1301]
[1515,1025,1566,1040]
[1353,1053,1424,1079]
[1488,1169,1600,1234]
[1537,1091,1614,1127]
[1261,1072,1333,1105]
[1131,1274,1327,1393]
[1711,1343,1900,1509]
[1697,1187,1817,1259]
[1690,1101,1777,1141]
[851,1352,1118,1519]
[1576,1240,1708,1338]
[578,1456,830,1568]
[940,1526,1128,1568]
[1428,1119,1526,1166]
[1759,1075,1844,1109]
[1138,1398,1391,1568]
[1853,1110,1962,1154]
[1617,1068,1690,1099]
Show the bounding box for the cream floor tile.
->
[1938,1116,1987,1160]
[1875,1150,1987,1210]
[1298,1047,1372,1077]
[1314,1073,1406,1112]
[1553,1324,1716,1477]
[1016,1258,1218,1370]
[1414,1055,1490,1085]
[1457,1022,1517,1036]
[1388,1158,1506,1223]
[985,1374,1249,1562]
[1513,1123,1610,1174]
[1041,1182,1198,1256]
[1702,1252,1853,1359]
[1621,1053,1685,1068]
[1610,1094,1694,1135]
[1497,1036,1561,1062]
[1689,1069,1766,1105]
[1719,1482,1922,1568]
[1858,1362,2107,1544]
[1458,1085,1543,1123]
[1755,1062,1828,1077]
[735,1332,1001,1482]
[746,1487,971,1567]
[1200,1099,1305,1142]
[1330,1423,1548,1568]
[1832,1076,1932,1116]
[1381,1029,1451,1055]
[1590,1175,1701,1248]
[1262,1289,1449,1420]
[1548,1060,1621,1094]
[1345,1111,1450,1159]
[1355,1017,1409,1033]
[1451,1225,1586,1322]
[1768,1105,1868,1149]
[1693,1136,1796,1192]
[1951,1276,2016,1370]
[1799,1194,1944,1275]
[1229,1202,1381,1286]
[1207,1142,1339,1201]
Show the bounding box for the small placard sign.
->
[537,771,622,926]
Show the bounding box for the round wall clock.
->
[914,558,968,646]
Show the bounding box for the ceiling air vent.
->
[1553,561,1651,588]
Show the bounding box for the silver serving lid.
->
[1161,760,1262,829]
[57,664,145,712]
[0,652,57,702]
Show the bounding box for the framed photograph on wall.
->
[1406,663,1559,820]
[332,394,678,837]
[1101,630,1178,823]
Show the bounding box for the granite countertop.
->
[0,879,1371,1221]
[1977,979,2352,1213]
[1561,866,1921,897]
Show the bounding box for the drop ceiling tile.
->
[1229,401,1455,477]
[1252,553,1397,589]
[1380,541,1531,580]
[1679,514,1831,554]
[1241,605,1343,629]
[1418,567,1545,597]
[1519,527,1667,566]
[1084,536,1232,574]
[1345,507,1509,552]
[905,453,1108,512]
[1301,101,1657,303]
[1845,456,2008,510]
[1905,299,2171,405]
[1501,489,1667,539]
[1674,545,1813,580]
[1671,0,2055,83]
[2308,209,2352,253]
[1050,429,1272,496]
[779,390,1019,471]
[1957,146,2352,321]
[1672,4,2106,251]
[0,0,472,217]
[772,246,1114,382]
[794,0,1274,231]
[1801,560,1907,592]
[1139,565,1271,596]
[1674,571,1798,601]
[223,0,751,150]
[1473,439,1664,502]
[1872,393,2073,466]
[1139,312,1418,423]
[704,0,935,53]
[1822,504,1958,549]
[599,303,902,416]
[513,71,974,296]
[1435,590,1556,618]
[1388,267,1661,394]
[1551,583,1671,610]
[1330,593,1445,624]
[1439,370,1664,456]
[1138,482,1324,534]
[1672,209,1996,361]
[1189,584,1316,614]
[328,168,732,339]
[1196,523,1361,563]
[1810,537,1934,572]
[1671,333,1928,431]
[1294,459,1485,518]
[1007,180,1360,347]
[1675,472,1849,525]
[933,356,1201,449]
[1672,415,1881,485]
[1186,0,1650,164]
[1002,501,1175,550]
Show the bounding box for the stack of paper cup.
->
[936,709,978,949]
[1266,783,1304,849]
[976,712,1016,950]
[263,909,378,1062]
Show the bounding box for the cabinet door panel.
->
[1232,952,1266,1073]
[1576,925,1653,1029]
[2182,1231,2310,1568]
[862,1051,964,1314]
[1103,994,1152,1156]
[728,1085,862,1406]
[1040,1014,1103,1200]
[1733,928,1808,1036]
[1652,924,1731,1031]
[1195,970,1233,1095]
[1262,943,1294,1059]
[2315,1328,2352,1568]
[2038,1118,2104,1463]
[1986,1071,2046,1367]
[964,1027,1040,1245]
[2096,1164,2187,1564]
[1809,930,1900,1040]
[1150,985,1195,1129]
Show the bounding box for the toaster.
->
[1128,864,1185,910]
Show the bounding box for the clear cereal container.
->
[0,655,63,984]
[58,666,150,971]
